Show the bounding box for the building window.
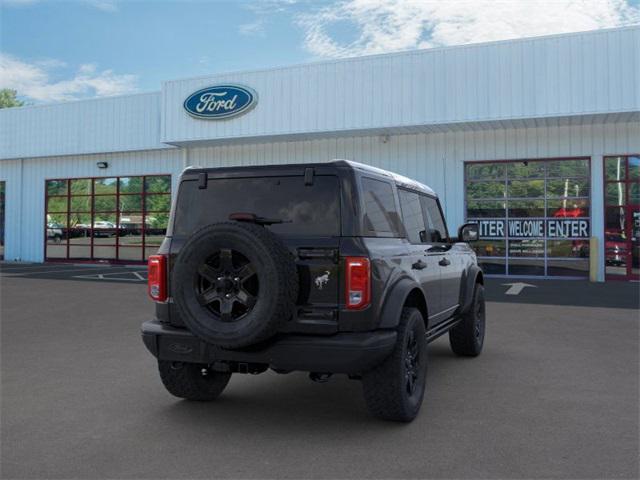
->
[603,155,639,280]
[45,175,171,262]
[465,158,591,277]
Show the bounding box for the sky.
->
[1,0,639,104]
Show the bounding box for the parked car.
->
[93,221,116,237]
[46,223,64,243]
[141,160,485,422]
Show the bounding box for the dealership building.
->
[0,26,638,281]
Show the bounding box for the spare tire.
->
[172,222,298,349]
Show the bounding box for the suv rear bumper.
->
[141,320,397,374]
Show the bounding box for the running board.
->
[425,316,462,343]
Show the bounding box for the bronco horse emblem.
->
[314,271,330,290]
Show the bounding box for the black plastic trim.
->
[141,320,397,374]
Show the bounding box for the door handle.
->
[412,260,427,270]
[438,257,451,267]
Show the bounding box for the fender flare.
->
[458,265,483,315]
[378,277,427,329]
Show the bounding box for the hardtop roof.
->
[183,159,437,197]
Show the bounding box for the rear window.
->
[173,175,340,237]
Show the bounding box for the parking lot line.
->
[73,271,147,282]
[0,266,141,276]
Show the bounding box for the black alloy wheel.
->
[195,248,259,322]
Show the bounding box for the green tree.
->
[0,89,24,109]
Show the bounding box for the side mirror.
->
[458,223,479,243]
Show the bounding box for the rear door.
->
[397,188,442,317]
[171,172,342,329]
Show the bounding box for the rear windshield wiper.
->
[229,212,291,226]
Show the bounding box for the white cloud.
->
[297,0,640,58]
[239,19,266,36]
[0,53,138,102]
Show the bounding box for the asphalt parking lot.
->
[1,262,638,479]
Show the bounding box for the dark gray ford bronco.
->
[142,160,485,422]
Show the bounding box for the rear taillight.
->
[148,255,167,302]
[345,257,370,310]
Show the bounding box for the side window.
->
[398,189,427,243]
[421,196,449,243]
[361,177,401,235]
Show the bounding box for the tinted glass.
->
[605,157,626,181]
[478,258,506,275]
[547,240,589,258]
[47,197,67,213]
[466,163,505,180]
[145,194,171,212]
[507,180,544,198]
[466,200,506,218]
[606,183,625,205]
[47,180,67,196]
[421,196,448,242]
[145,176,171,193]
[119,177,143,193]
[547,179,589,198]
[94,195,117,212]
[175,176,340,237]
[466,182,506,199]
[547,260,589,276]
[70,179,91,195]
[507,161,545,178]
[508,258,545,276]
[629,156,640,180]
[508,239,544,257]
[547,199,589,218]
[547,159,589,177]
[70,196,91,212]
[472,240,506,257]
[362,177,400,234]
[119,194,142,211]
[398,189,426,243]
[508,200,545,217]
[629,183,639,205]
[94,178,117,194]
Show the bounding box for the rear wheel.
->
[449,283,485,356]
[362,308,427,422]
[158,361,231,401]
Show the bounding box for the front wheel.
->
[449,283,486,356]
[362,308,427,422]
[158,361,231,401]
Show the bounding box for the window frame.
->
[44,174,171,263]
[464,157,592,278]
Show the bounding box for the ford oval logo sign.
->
[183,84,257,120]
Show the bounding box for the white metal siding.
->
[0,92,168,160]
[1,148,182,262]
[3,120,638,282]
[162,27,640,145]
